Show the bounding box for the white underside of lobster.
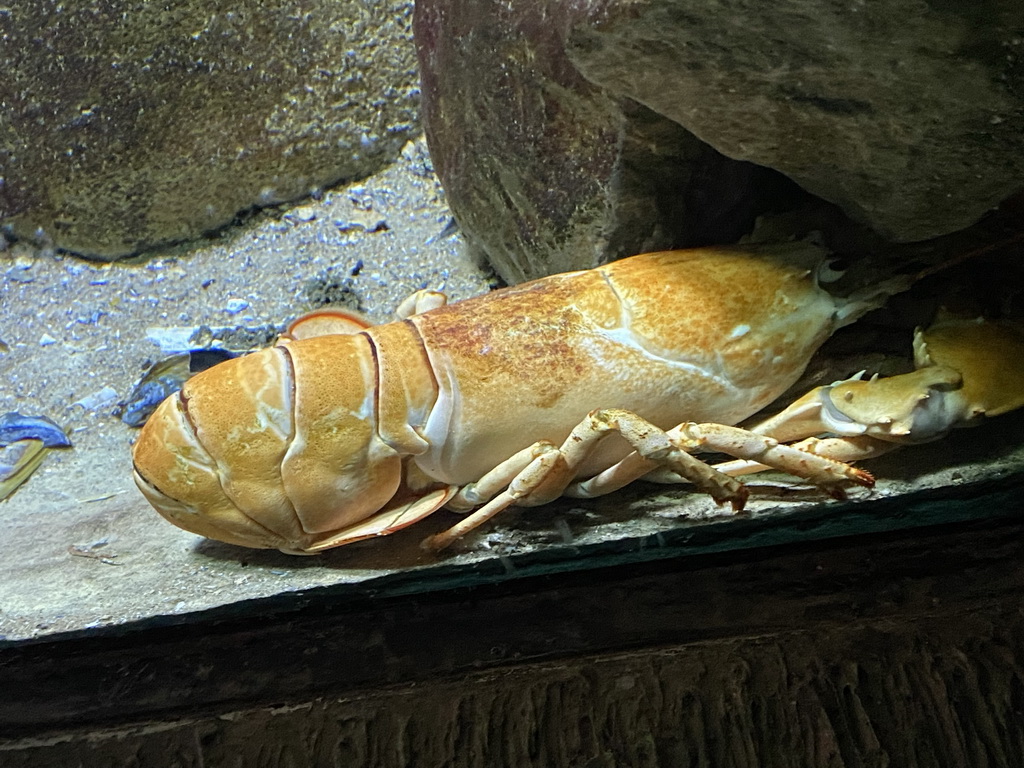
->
[131,244,1024,554]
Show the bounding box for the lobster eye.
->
[817,258,849,283]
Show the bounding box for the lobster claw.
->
[822,315,1024,444]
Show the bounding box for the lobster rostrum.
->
[132,244,1024,554]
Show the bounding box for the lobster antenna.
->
[833,230,1024,328]
[833,273,919,327]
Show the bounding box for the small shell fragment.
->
[0,412,72,448]
[121,348,236,427]
[72,386,120,412]
[0,439,48,501]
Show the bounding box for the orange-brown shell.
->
[917,318,1024,419]
[409,246,838,483]
[134,244,843,551]
[133,334,405,551]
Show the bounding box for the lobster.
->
[132,243,1024,554]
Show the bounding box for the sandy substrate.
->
[0,138,498,639]
[2,137,1022,643]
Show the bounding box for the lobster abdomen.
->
[133,333,405,552]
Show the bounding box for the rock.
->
[416,0,798,284]
[286,206,318,224]
[566,0,1024,243]
[416,0,1024,282]
[0,1,419,259]
[224,299,250,316]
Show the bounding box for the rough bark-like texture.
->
[414,0,798,284]
[5,610,1024,767]
[416,0,1023,282]
[5,515,1024,767]
[0,1,419,258]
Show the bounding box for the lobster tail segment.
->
[132,382,291,550]
[133,335,410,552]
[133,345,307,549]
[278,333,405,535]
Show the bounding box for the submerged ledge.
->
[2,406,1023,647]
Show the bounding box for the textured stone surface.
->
[5,609,1023,766]
[416,0,1023,282]
[566,0,1024,242]
[0,1,419,258]
[414,0,797,283]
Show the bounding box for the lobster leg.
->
[707,363,968,478]
[714,317,1024,478]
[689,382,896,479]
[395,289,448,319]
[710,436,897,478]
[423,409,752,551]
[567,421,874,501]
[445,441,563,512]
